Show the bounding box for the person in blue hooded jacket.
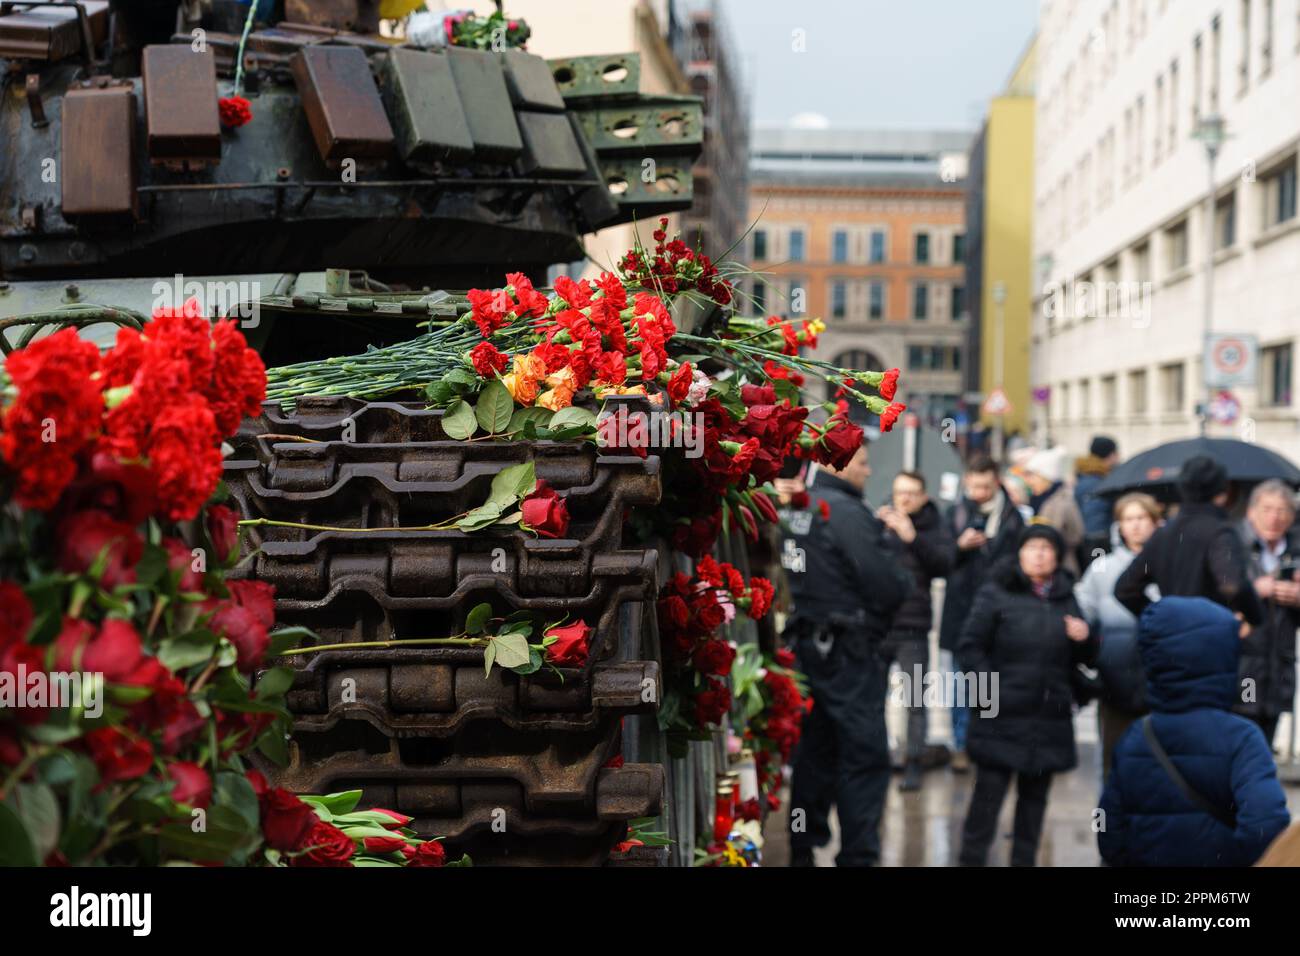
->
[1098,596,1291,866]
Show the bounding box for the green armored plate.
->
[381,47,475,166]
[500,50,566,112]
[517,112,588,177]
[446,46,524,163]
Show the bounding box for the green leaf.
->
[549,406,597,431]
[214,771,261,831]
[135,542,171,589]
[301,790,363,815]
[494,511,522,525]
[255,666,295,701]
[465,602,493,635]
[475,380,514,434]
[425,380,455,406]
[0,802,38,867]
[257,725,289,767]
[510,646,545,676]
[508,407,552,434]
[267,626,321,658]
[456,502,505,532]
[157,631,218,671]
[444,368,479,392]
[8,783,60,864]
[490,632,530,670]
[487,461,536,507]
[773,378,802,406]
[441,400,477,440]
[158,805,259,863]
[483,640,497,677]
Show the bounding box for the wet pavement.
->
[762,689,1300,867]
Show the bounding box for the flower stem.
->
[276,636,485,657]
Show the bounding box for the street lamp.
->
[1192,113,1228,436]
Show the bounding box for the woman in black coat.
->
[957,524,1097,866]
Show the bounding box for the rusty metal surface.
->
[0,1,107,63]
[141,45,220,165]
[290,45,395,165]
[283,0,379,35]
[59,83,136,217]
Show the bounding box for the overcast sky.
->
[718,0,1040,131]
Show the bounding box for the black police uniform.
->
[782,470,913,865]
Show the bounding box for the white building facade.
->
[1032,0,1300,462]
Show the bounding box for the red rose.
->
[521,480,570,539]
[206,504,241,564]
[363,835,409,854]
[774,647,796,668]
[163,538,205,593]
[218,95,252,128]
[371,807,412,828]
[261,788,320,851]
[57,510,143,589]
[293,821,355,867]
[65,452,157,525]
[469,341,510,378]
[544,621,591,667]
[815,417,864,470]
[692,639,736,676]
[246,768,269,798]
[694,596,726,633]
[879,402,907,433]
[403,840,447,867]
[879,368,900,401]
[168,761,212,809]
[667,362,693,405]
[208,603,268,673]
[0,583,33,649]
[82,619,145,682]
[227,579,275,628]
[84,727,153,786]
[739,797,761,822]
[750,490,779,525]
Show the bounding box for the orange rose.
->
[537,366,578,411]
[503,354,545,405]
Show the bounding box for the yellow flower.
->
[808,318,827,335]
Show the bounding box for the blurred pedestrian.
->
[783,440,914,866]
[1099,597,1290,866]
[1075,435,1121,570]
[1235,480,1300,746]
[1024,447,1085,576]
[939,455,1026,773]
[1114,455,1264,626]
[878,471,955,792]
[1074,492,1162,781]
[957,524,1096,866]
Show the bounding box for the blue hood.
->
[1137,597,1240,713]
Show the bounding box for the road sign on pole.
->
[1204,333,1258,388]
[982,387,1013,417]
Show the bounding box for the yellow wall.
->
[980,95,1035,437]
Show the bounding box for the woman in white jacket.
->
[1073,493,1162,781]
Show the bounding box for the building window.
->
[752,230,767,261]
[788,229,805,262]
[907,345,926,371]
[1132,241,1151,283]
[1058,382,1072,421]
[830,281,847,320]
[1261,343,1293,406]
[914,232,930,264]
[869,281,885,320]
[912,282,929,320]
[953,233,966,264]
[870,230,887,263]
[1215,192,1237,249]
[831,230,848,264]
[752,279,766,315]
[1160,362,1185,413]
[1129,368,1148,415]
[1210,15,1222,112]
[951,285,966,320]
[1101,375,1118,417]
[1262,160,1298,229]
[1078,379,1092,420]
[1261,0,1274,77]
[1164,220,1189,272]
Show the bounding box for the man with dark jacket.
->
[940,455,1026,771]
[1099,597,1290,866]
[784,441,914,866]
[878,470,955,791]
[1114,455,1264,625]
[1234,481,1300,745]
[1075,435,1120,569]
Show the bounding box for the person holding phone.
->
[1235,481,1300,747]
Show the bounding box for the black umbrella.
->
[1094,437,1300,501]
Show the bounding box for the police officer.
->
[783,439,913,866]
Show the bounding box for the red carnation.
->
[667,362,693,406]
[747,577,775,620]
[815,416,864,470]
[693,679,732,727]
[879,368,901,401]
[521,480,570,539]
[0,583,33,649]
[818,499,831,520]
[469,341,510,378]
[692,639,736,676]
[880,402,907,433]
[218,95,252,128]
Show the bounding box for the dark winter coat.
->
[786,471,914,644]
[1114,502,1265,625]
[882,499,955,637]
[957,559,1097,775]
[938,490,1025,651]
[1234,521,1300,721]
[1098,597,1291,866]
[1074,455,1114,540]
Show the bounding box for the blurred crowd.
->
[775,433,1300,867]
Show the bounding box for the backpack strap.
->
[1142,716,1237,830]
